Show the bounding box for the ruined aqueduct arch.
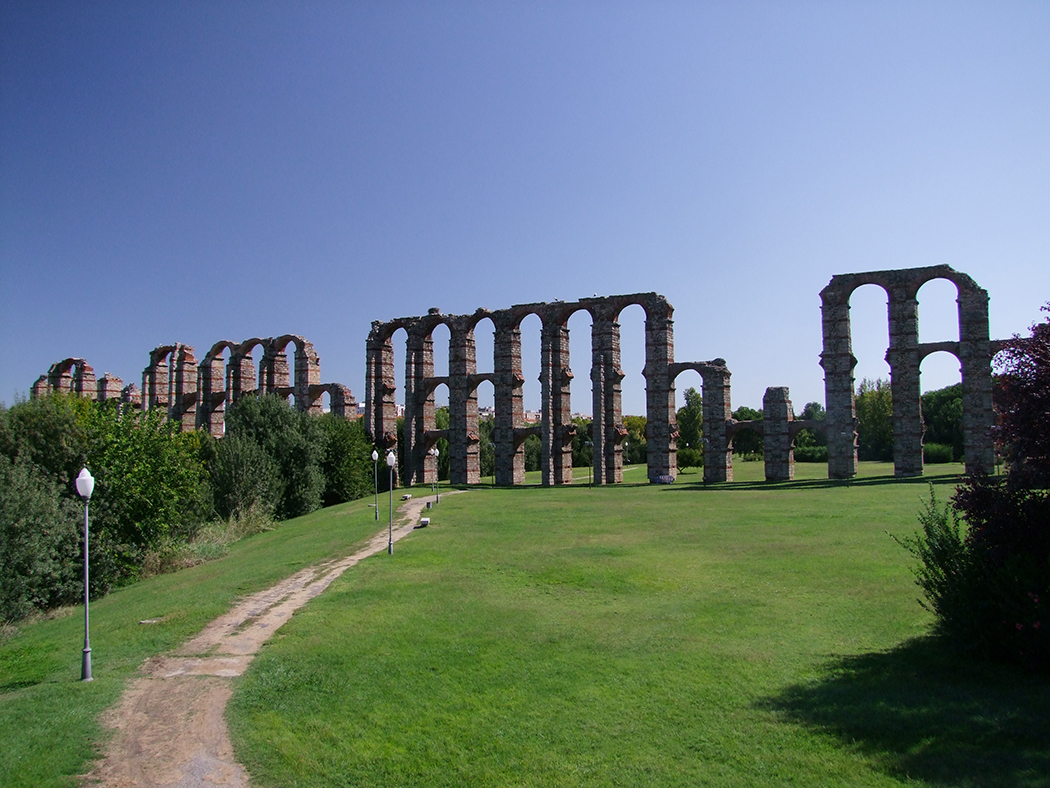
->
[34,335,354,437]
[820,264,998,478]
[366,293,739,487]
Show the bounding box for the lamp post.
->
[432,446,440,503]
[386,450,396,554]
[75,467,94,682]
[428,446,438,497]
[371,449,379,520]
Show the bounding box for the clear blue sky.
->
[2,1,1048,418]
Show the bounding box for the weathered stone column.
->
[365,322,399,457]
[96,374,123,403]
[540,312,574,485]
[763,386,794,481]
[591,309,625,484]
[819,283,859,479]
[957,282,996,473]
[404,320,435,487]
[449,318,481,485]
[701,362,733,482]
[493,313,525,485]
[228,346,258,405]
[142,349,171,413]
[197,349,228,438]
[643,297,676,481]
[170,345,198,432]
[887,287,923,477]
[260,342,290,398]
[293,339,322,414]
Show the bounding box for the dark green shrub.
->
[677,446,702,469]
[318,415,374,506]
[0,457,84,621]
[211,434,282,519]
[923,442,954,464]
[793,445,828,463]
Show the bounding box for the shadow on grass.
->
[760,637,1050,788]
[669,471,966,493]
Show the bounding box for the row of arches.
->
[366,293,743,487]
[32,335,355,436]
[820,264,1001,478]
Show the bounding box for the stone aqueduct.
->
[34,265,1004,485]
[32,335,356,438]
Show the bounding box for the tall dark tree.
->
[731,406,763,457]
[676,387,703,453]
[922,383,964,461]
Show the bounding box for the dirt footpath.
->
[84,493,451,788]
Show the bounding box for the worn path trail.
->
[84,493,450,787]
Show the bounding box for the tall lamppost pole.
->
[371,449,379,520]
[386,450,396,554]
[75,467,95,682]
[432,446,440,503]
[428,446,438,497]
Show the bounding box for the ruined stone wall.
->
[820,264,998,478]
[368,293,683,488]
[34,335,354,436]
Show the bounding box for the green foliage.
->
[225,395,326,520]
[210,434,281,519]
[794,401,827,450]
[571,416,592,468]
[622,414,647,464]
[0,456,83,621]
[676,387,703,455]
[0,394,90,484]
[523,433,541,472]
[793,445,829,463]
[318,415,374,507]
[921,383,963,461]
[856,378,893,461]
[479,416,495,479]
[731,406,763,457]
[677,446,702,469]
[922,442,954,464]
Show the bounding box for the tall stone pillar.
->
[449,319,481,485]
[143,350,171,413]
[404,321,435,487]
[591,310,625,484]
[644,300,676,481]
[493,314,525,485]
[260,342,290,399]
[197,352,227,438]
[540,314,574,485]
[887,287,923,477]
[170,345,198,432]
[293,340,322,413]
[365,322,399,457]
[701,362,733,482]
[819,285,859,479]
[953,283,995,473]
[96,374,123,403]
[228,348,257,404]
[763,386,794,481]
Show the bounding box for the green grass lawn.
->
[4,462,1048,787]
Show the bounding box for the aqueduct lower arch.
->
[820,264,999,478]
[366,293,736,487]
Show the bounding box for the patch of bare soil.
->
[83,493,454,787]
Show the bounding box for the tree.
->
[900,306,1050,669]
[676,387,703,459]
[318,415,374,506]
[855,378,893,461]
[225,395,326,520]
[793,401,828,462]
[731,406,763,457]
[623,415,647,464]
[571,417,592,468]
[922,383,963,461]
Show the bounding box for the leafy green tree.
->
[210,433,281,519]
[479,416,495,480]
[571,416,592,468]
[523,434,541,472]
[676,387,703,460]
[731,406,763,457]
[922,383,963,461]
[0,456,83,621]
[623,415,647,464]
[318,415,374,506]
[225,395,326,520]
[855,378,893,461]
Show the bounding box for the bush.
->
[677,446,702,470]
[318,415,374,506]
[923,442,954,464]
[210,433,282,519]
[793,445,828,463]
[0,457,83,622]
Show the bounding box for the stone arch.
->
[230,338,267,405]
[669,359,732,482]
[143,344,197,431]
[198,340,239,437]
[45,358,97,399]
[369,293,677,489]
[262,334,321,413]
[820,264,994,478]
